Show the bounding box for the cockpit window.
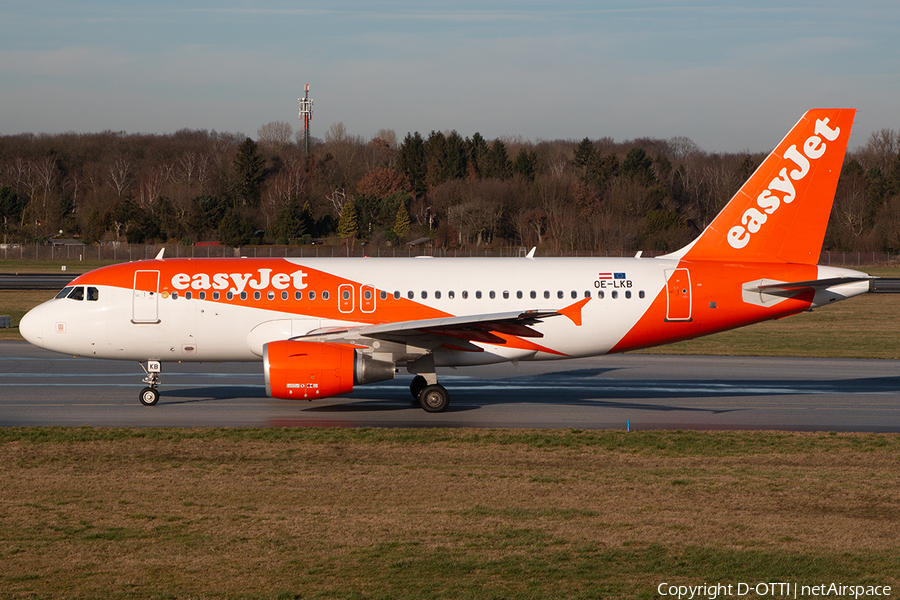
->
[67,287,84,301]
[55,286,74,299]
[87,287,99,301]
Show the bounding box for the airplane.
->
[19,108,873,412]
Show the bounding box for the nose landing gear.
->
[139,360,162,406]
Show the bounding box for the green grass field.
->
[1,428,898,599]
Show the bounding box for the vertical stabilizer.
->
[670,108,856,264]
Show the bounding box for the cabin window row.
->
[167,289,647,301]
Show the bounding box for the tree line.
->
[1,120,899,254]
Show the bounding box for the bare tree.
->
[107,158,133,198]
[668,136,702,160]
[327,188,347,216]
[325,122,347,144]
[257,121,294,154]
[859,129,900,174]
[375,129,397,150]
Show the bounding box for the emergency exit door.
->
[133,270,160,323]
[664,268,692,321]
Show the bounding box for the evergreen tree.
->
[445,131,468,180]
[218,208,254,246]
[337,200,358,240]
[572,138,595,168]
[467,133,489,178]
[191,194,230,237]
[233,137,266,208]
[424,130,449,189]
[586,152,619,188]
[392,199,411,241]
[621,147,656,185]
[396,132,427,199]
[272,197,308,241]
[0,186,27,236]
[512,148,538,181]
[482,140,513,180]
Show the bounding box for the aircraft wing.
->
[296,298,591,351]
[302,309,557,343]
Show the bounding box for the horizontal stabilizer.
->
[754,276,874,295]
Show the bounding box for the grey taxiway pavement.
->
[1,341,898,431]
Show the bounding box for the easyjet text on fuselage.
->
[170,268,309,294]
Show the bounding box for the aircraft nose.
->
[19,306,43,348]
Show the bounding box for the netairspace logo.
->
[657,582,892,600]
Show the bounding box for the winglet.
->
[558,297,591,326]
[154,248,165,260]
[526,247,536,259]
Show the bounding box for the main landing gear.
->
[408,355,449,412]
[410,375,450,412]
[139,360,162,406]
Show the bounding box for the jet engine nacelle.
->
[263,340,395,400]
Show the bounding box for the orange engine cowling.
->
[263,340,395,400]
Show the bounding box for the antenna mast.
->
[298,84,314,154]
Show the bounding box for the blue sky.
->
[1,1,898,152]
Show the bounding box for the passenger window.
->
[571,291,578,299]
[68,287,84,301]
[407,291,414,299]
[295,291,303,300]
[281,291,288,300]
[597,291,604,299]
[226,292,234,300]
[448,290,455,299]
[56,286,74,299]
[625,290,632,299]
[394,291,401,300]
[612,291,618,299]
[172,291,179,300]
[309,291,316,300]
[185,291,192,300]
[421,291,428,299]
[475,291,482,299]
[530,291,536,299]
[489,291,495,299]
[343,290,351,300]
[87,287,99,301]
[639,290,645,299]
[322,291,330,300]
[268,291,275,300]
[253,291,261,300]
[462,291,469,299]
[240,292,247,301]
[543,291,550,299]
[435,291,441,299]
[557,291,564,299]
[213,291,220,300]
[516,291,523,299]
[379,290,386,300]
[200,291,207,300]
[584,291,591,298]
[364,290,372,300]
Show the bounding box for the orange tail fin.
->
[670,108,856,264]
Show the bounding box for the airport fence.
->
[0,242,898,267]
